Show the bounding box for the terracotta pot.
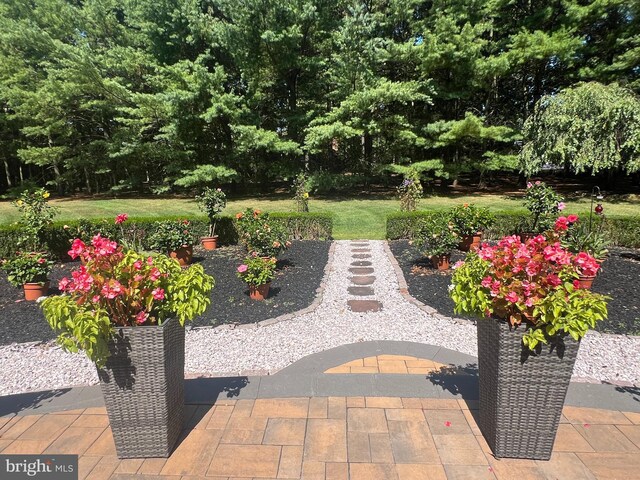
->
[23,281,50,301]
[249,283,270,301]
[431,254,451,270]
[201,236,218,250]
[458,232,482,252]
[169,245,193,266]
[577,275,596,290]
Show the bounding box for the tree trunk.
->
[84,167,92,194]
[3,158,12,188]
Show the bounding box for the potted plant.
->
[450,204,494,251]
[518,181,564,240]
[149,219,196,266]
[236,255,277,300]
[235,208,291,258]
[196,187,227,250]
[556,215,607,289]
[1,251,54,300]
[397,172,423,212]
[41,234,213,458]
[414,213,459,270]
[450,229,608,461]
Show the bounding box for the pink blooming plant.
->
[42,236,214,365]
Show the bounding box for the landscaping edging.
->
[382,241,474,327]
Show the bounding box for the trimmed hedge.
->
[0,212,333,260]
[386,210,640,249]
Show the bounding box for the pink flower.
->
[152,288,165,301]
[92,295,101,303]
[481,276,493,288]
[567,214,578,223]
[525,298,534,307]
[68,238,86,260]
[115,213,128,224]
[557,202,566,211]
[505,292,519,303]
[133,260,142,270]
[237,264,248,273]
[546,274,561,287]
[58,277,70,291]
[554,217,569,231]
[147,256,154,266]
[136,310,149,324]
[149,268,161,282]
[101,280,123,299]
[37,258,46,264]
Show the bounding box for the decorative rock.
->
[349,267,375,275]
[348,286,375,296]
[350,276,375,286]
[347,300,383,313]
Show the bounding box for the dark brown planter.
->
[201,236,218,250]
[477,318,579,460]
[169,245,193,266]
[458,233,482,252]
[249,282,270,300]
[431,254,451,270]
[97,318,185,459]
[517,232,538,243]
[23,281,50,301]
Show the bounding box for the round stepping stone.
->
[348,286,375,296]
[349,267,374,275]
[347,300,382,312]
[351,248,370,253]
[351,261,372,267]
[351,276,375,286]
[352,254,371,259]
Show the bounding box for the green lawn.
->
[1,193,638,239]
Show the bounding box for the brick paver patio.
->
[2,397,640,479]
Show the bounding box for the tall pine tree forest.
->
[0,0,638,195]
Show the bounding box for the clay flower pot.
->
[431,254,451,271]
[459,232,482,252]
[201,236,218,250]
[23,281,50,301]
[249,283,270,301]
[169,246,193,266]
[577,275,596,290]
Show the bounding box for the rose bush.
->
[149,219,196,252]
[42,234,214,365]
[235,208,290,257]
[236,255,276,287]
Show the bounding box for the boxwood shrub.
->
[0,212,333,260]
[386,210,640,248]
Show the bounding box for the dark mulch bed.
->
[0,241,330,346]
[389,240,640,336]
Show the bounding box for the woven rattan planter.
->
[477,318,579,460]
[97,318,185,459]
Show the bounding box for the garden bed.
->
[0,241,330,346]
[389,240,640,336]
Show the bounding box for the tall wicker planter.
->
[477,318,579,460]
[97,318,185,459]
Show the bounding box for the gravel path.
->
[1,240,639,396]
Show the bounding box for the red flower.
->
[567,214,578,223]
[115,213,128,225]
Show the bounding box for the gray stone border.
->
[189,241,336,332]
[4,341,638,416]
[382,241,474,326]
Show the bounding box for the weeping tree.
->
[520,82,640,178]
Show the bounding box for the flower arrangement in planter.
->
[518,181,564,238]
[42,234,214,458]
[414,213,459,269]
[1,251,54,300]
[235,208,291,257]
[149,219,196,265]
[449,228,608,460]
[450,204,494,251]
[237,255,277,300]
[196,187,227,249]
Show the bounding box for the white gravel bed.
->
[1,240,639,396]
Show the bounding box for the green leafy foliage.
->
[195,187,227,237]
[1,251,53,286]
[236,256,277,287]
[12,188,58,250]
[235,208,290,258]
[148,220,197,253]
[450,204,494,236]
[413,213,460,257]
